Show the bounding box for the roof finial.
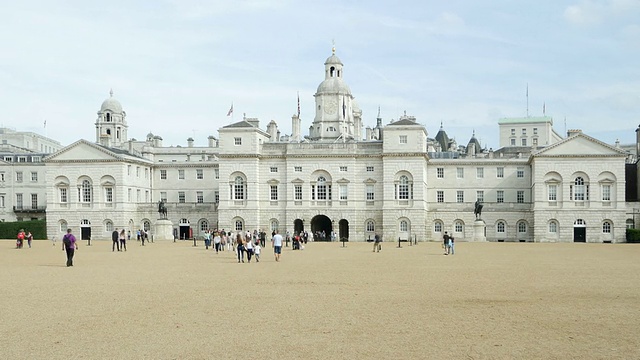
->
[472,129,476,137]
[440,121,443,129]
[332,39,336,55]
[109,88,114,97]
[377,106,381,118]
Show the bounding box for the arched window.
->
[518,222,527,233]
[400,220,408,232]
[59,220,68,232]
[235,220,243,231]
[454,221,463,233]
[233,176,245,200]
[627,219,635,229]
[602,221,611,233]
[317,176,327,200]
[549,221,558,233]
[366,220,375,232]
[143,221,150,232]
[200,220,209,232]
[106,113,111,122]
[105,220,114,232]
[434,221,442,233]
[398,175,410,200]
[497,221,505,233]
[270,220,279,233]
[81,180,92,203]
[571,176,589,201]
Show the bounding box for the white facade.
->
[31,50,636,243]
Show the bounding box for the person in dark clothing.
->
[112,228,120,252]
[62,228,77,267]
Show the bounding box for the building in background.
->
[7,49,633,243]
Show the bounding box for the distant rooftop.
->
[498,116,553,125]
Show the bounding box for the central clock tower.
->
[309,47,360,141]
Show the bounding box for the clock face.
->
[324,99,338,115]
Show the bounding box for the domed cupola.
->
[95,89,128,148]
[310,46,358,141]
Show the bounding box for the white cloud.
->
[564,1,604,25]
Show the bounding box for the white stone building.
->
[36,49,633,243]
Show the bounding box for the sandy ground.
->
[1,239,639,360]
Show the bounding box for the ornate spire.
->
[332,39,336,55]
[109,88,114,97]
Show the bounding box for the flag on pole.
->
[297,92,300,117]
[227,103,233,116]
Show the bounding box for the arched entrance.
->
[574,219,586,242]
[293,219,304,235]
[311,215,332,241]
[338,219,349,241]
[80,219,91,240]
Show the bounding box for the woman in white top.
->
[213,232,221,253]
[245,238,254,263]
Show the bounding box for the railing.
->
[13,206,47,213]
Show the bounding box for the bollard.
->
[397,237,401,248]
[87,236,91,246]
[414,234,417,245]
[193,236,197,247]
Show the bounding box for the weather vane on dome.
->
[109,89,113,97]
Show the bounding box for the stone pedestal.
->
[154,219,173,241]
[473,219,487,242]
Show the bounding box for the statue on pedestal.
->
[158,200,168,219]
[474,200,484,220]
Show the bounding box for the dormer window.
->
[106,113,111,122]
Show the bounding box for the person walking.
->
[16,229,25,249]
[245,238,254,263]
[443,231,450,255]
[373,233,381,252]
[112,228,120,252]
[62,228,77,267]
[254,243,261,262]
[272,230,283,262]
[236,233,246,263]
[26,231,33,248]
[449,236,455,255]
[119,229,127,251]
[213,231,221,254]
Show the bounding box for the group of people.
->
[15,229,34,249]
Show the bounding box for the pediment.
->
[533,133,627,157]
[45,140,122,162]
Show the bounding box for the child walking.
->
[254,243,261,262]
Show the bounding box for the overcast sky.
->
[1,0,638,149]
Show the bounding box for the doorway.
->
[310,215,332,241]
[573,219,586,242]
[80,219,91,240]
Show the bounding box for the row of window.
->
[510,138,538,146]
[2,171,39,183]
[511,128,538,136]
[57,181,151,203]
[3,156,42,162]
[159,191,218,204]
[0,193,38,208]
[436,167,525,179]
[269,166,375,173]
[126,165,150,179]
[159,169,218,180]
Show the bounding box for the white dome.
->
[324,54,343,65]
[100,90,123,113]
[316,78,351,94]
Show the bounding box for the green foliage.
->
[626,228,640,243]
[0,220,47,240]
